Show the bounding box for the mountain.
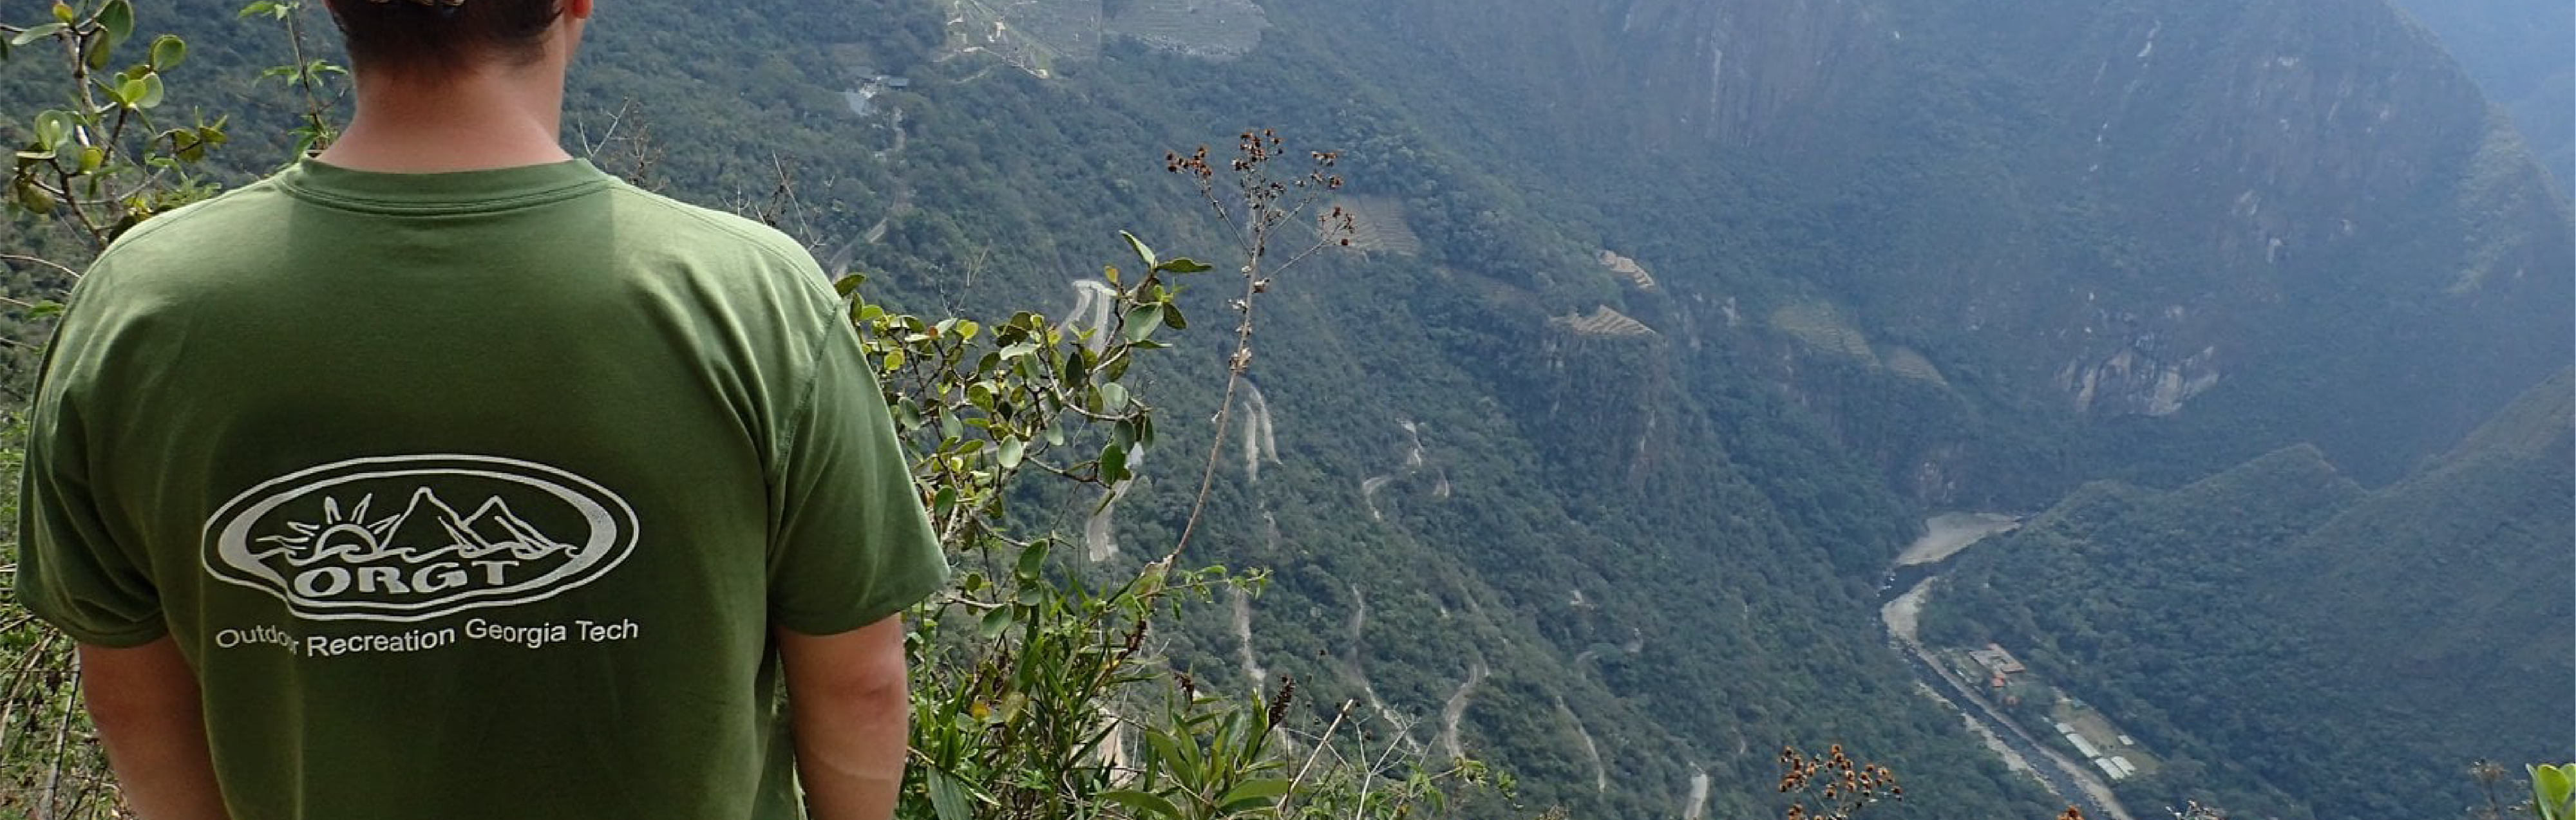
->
[1922,369,2575,817]
[1270,0,2573,496]
[2387,0,2575,191]
[5,0,2568,816]
[377,489,573,563]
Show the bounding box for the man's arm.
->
[78,638,227,820]
[777,613,913,820]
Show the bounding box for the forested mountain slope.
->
[2389,0,2575,190]
[1273,0,2573,497]
[3,0,2566,816]
[1922,369,2575,817]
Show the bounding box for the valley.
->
[1882,515,2132,820]
[0,0,2563,816]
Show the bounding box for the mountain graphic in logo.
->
[251,488,582,567]
[206,455,638,622]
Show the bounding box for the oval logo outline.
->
[202,454,639,623]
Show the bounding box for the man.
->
[15,0,948,817]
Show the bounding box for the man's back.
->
[19,160,946,819]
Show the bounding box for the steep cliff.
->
[1272,0,2573,496]
[1233,3,2571,810]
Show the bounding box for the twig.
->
[576,99,637,158]
[0,254,82,281]
[1285,700,1356,799]
[39,646,80,818]
[1347,728,1413,820]
[1164,139,1350,563]
[281,2,333,152]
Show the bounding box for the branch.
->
[1285,699,1356,806]
[0,254,82,281]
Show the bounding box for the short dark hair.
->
[323,0,563,79]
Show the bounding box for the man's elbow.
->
[778,615,914,718]
[78,639,202,732]
[802,664,910,718]
[85,689,166,737]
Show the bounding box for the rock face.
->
[1344,0,1895,150]
[1606,0,1895,147]
[1351,0,2569,485]
[2059,346,2222,418]
[1900,0,2570,449]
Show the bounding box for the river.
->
[1878,513,2136,820]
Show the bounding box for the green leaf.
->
[169,127,205,162]
[26,301,63,320]
[1099,442,1129,482]
[9,23,67,46]
[1123,305,1164,343]
[1146,727,1198,780]
[14,179,54,215]
[977,606,1014,640]
[1161,304,1188,330]
[1119,230,1159,268]
[2535,764,2575,820]
[52,1,75,24]
[82,32,112,70]
[925,770,974,820]
[114,76,151,109]
[1095,789,1182,820]
[130,73,164,109]
[34,110,72,150]
[1014,541,1046,580]
[148,34,184,69]
[75,145,102,172]
[1217,778,1293,812]
[996,437,1024,470]
[97,0,135,42]
[1097,381,1129,409]
[1103,263,1121,285]
[1155,257,1213,274]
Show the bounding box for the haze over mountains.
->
[4,0,2567,816]
[2389,0,2575,189]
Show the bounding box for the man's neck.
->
[318,68,573,174]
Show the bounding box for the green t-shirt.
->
[17,160,949,819]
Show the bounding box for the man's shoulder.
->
[600,184,824,279]
[92,178,292,265]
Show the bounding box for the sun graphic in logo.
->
[258,494,399,563]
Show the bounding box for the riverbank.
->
[1881,512,2135,820]
[1895,512,2023,566]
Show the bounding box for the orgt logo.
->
[204,455,638,622]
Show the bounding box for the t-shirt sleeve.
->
[765,308,950,636]
[16,359,167,648]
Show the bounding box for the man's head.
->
[323,0,590,82]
